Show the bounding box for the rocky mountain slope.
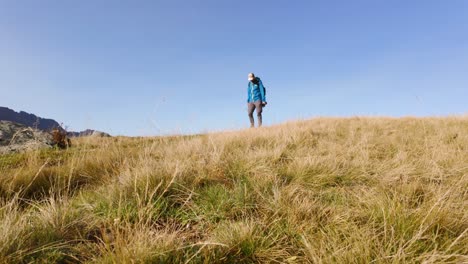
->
[0,121,54,154]
[0,107,62,131]
[0,107,110,137]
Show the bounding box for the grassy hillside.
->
[0,117,467,263]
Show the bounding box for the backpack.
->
[253,77,266,96]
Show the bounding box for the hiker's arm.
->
[259,80,266,102]
[247,83,250,103]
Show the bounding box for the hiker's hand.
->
[262,102,268,106]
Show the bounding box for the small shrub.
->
[51,128,71,149]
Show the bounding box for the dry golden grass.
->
[0,117,467,263]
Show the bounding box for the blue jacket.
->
[247,77,266,103]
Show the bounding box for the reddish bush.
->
[51,128,71,149]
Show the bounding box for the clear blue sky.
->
[1,1,467,136]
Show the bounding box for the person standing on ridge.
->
[247,73,267,128]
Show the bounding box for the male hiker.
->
[247,73,267,128]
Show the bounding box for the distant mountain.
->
[67,129,111,138]
[67,129,95,137]
[0,106,63,131]
[0,107,111,137]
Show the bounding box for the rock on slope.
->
[0,121,54,154]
